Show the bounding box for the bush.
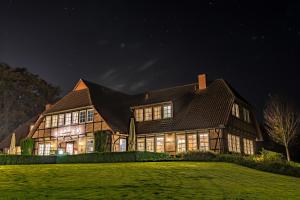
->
[257,149,284,162]
[0,155,56,165]
[177,151,217,161]
[94,131,112,152]
[20,138,34,155]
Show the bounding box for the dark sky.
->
[0,0,300,120]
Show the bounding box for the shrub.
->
[94,131,112,152]
[0,155,56,165]
[257,149,284,162]
[177,151,217,161]
[20,138,34,155]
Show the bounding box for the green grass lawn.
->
[0,162,300,200]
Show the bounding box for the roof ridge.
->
[143,82,197,94]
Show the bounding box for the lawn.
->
[0,162,300,199]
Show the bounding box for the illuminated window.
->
[153,106,162,120]
[44,143,51,155]
[144,108,152,121]
[176,135,186,153]
[38,144,44,155]
[243,138,254,155]
[156,136,164,152]
[86,139,94,153]
[199,133,209,151]
[79,110,86,123]
[65,113,71,125]
[228,134,241,153]
[137,138,145,151]
[52,115,58,127]
[243,108,251,123]
[66,143,74,155]
[187,134,197,151]
[58,114,64,126]
[232,103,240,118]
[120,139,127,152]
[146,138,154,152]
[87,109,94,122]
[163,105,172,118]
[45,116,51,128]
[72,112,78,124]
[135,109,143,122]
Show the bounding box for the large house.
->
[0,74,262,155]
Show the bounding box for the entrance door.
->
[66,143,74,155]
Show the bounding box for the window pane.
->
[176,135,186,153]
[45,116,51,128]
[135,109,143,122]
[86,139,94,153]
[153,106,162,120]
[120,139,126,152]
[156,136,164,152]
[58,114,64,126]
[137,138,145,151]
[199,133,209,151]
[72,112,78,124]
[79,111,86,123]
[87,109,94,122]
[52,115,58,127]
[44,143,51,155]
[146,138,154,152]
[187,134,197,151]
[163,105,172,118]
[65,113,71,125]
[38,144,44,155]
[228,134,241,153]
[144,108,152,121]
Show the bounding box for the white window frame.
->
[45,116,51,128]
[153,106,162,120]
[137,138,145,151]
[176,134,186,153]
[199,133,209,151]
[44,143,51,155]
[135,109,143,122]
[79,110,86,124]
[72,112,79,124]
[58,114,65,126]
[120,138,127,152]
[65,113,71,126]
[87,109,94,122]
[38,144,45,155]
[228,134,241,153]
[187,134,197,151]
[232,103,240,118]
[86,139,94,153]
[163,104,172,119]
[156,136,164,152]
[144,107,152,121]
[243,138,254,155]
[243,108,251,123]
[52,115,58,127]
[146,137,155,152]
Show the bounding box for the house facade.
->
[0,74,262,156]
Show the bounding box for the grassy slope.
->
[0,162,299,200]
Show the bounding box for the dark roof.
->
[134,79,234,134]
[0,116,38,149]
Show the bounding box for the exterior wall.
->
[31,107,119,155]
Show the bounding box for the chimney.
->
[45,103,52,111]
[198,74,207,90]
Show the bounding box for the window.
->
[135,109,143,122]
[232,103,240,118]
[144,108,152,121]
[86,139,94,153]
[187,134,197,151]
[243,138,254,155]
[199,133,209,151]
[65,113,71,125]
[87,109,94,122]
[163,105,172,118]
[58,114,64,126]
[72,112,79,124]
[45,116,51,128]
[38,144,44,155]
[52,115,58,127]
[79,110,86,123]
[228,134,241,153]
[120,139,127,152]
[153,106,162,120]
[146,138,154,152]
[44,143,51,155]
[66,143,74,155]
[156,136,164,152]
[137,138,145,151]
[176,135,186,153]
[243,108,251,123]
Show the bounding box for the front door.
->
[66,143,74,155]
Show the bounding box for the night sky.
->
[1,1,300,121]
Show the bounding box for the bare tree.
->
[264,96,299,161]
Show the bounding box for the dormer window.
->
[45,116,51,128]
[163,104,172,119]
[58,114,65,126]
[232,103,240,118]
[144,108,152,121]
[153,106,162,120]
[135,109,143,122]
[243,108,251,123]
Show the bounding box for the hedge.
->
[0,152,171,165]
